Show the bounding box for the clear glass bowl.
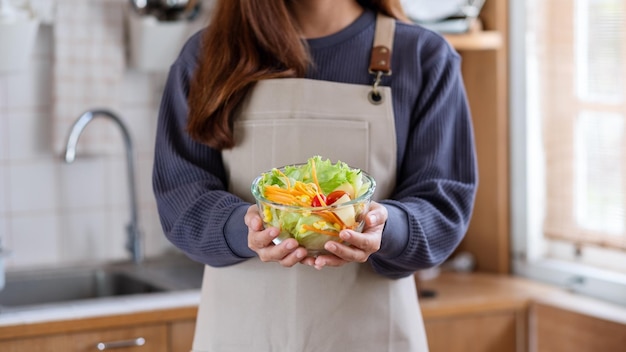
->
[251,166,376,256]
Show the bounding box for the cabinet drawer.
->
[74,324,168,351]
[0,324,168,352]
[425,311,519,352]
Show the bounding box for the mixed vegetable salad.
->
[252,156,375,252]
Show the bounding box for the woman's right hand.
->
[244,205,308,267]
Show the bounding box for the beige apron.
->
[192,14,428,352]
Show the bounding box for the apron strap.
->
[369,13,395,74]
[368,13,396,105]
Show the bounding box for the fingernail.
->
[326,242,337,251]
[286,241,296,249]
[296,250,305,259]
[340,231,351,240]
[369,214,377,223]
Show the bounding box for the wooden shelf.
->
[444,30,503,51]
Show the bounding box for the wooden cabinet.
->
[0,306,198,352]
[168,319,196,352]
[425,311,520,352]
[531,300,626,352]
[417,272,552,352]
[441,0,511,274]
[0,324,168,352]
[418,271,626,352]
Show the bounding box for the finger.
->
[244,205,265,231]
[324,237,369,263]
[313,254,348,269]
[248,227,279,251]
[364,202,388,228]
[259,237,298,259]
[258,238,304,264]
[299,256,316,267]
[339,230,380,253]
[278,246,308,267]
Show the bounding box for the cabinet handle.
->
[96,337,146,350]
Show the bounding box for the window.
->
[511,0,626,305]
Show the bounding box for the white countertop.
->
[0,289,201,327]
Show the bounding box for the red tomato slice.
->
[311,194,327,207]
[326,190,349,205]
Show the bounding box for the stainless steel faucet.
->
[64,109,143,264]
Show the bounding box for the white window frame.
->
[509,0,626,306]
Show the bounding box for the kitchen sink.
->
[0,269,163,308]
[0,254,205,311]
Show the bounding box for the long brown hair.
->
[187,0,407,150]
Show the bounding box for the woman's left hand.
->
[301,201,387,270]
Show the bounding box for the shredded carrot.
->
[294,182,317,198]
[309,160,329,207]
[264,185,311,206]
[310,159,322,194]
[267,194,309,207]
[316,210,348,229]
[301,225,340,237]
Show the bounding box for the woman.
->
[153,0,478,351]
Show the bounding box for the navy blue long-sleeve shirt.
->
[153,10,478,279]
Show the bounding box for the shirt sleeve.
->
[369,40,479,279]
[152,42,256,267]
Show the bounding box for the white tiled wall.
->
[0,6,209,269]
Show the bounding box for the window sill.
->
[513,258,626,308]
